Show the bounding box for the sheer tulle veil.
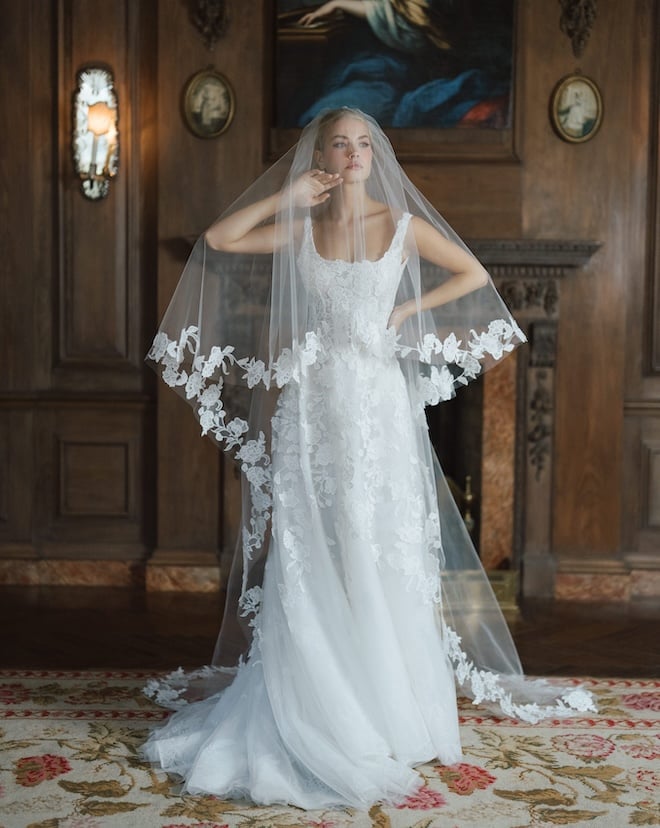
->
[145,107,594,720]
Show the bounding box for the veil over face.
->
[145,108,593,722]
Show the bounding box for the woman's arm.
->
[388,216,488,330]
[299,1,375,27]
[205,170,342,253]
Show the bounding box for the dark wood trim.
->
[650,0,660,372]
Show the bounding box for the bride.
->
[142,107,594,809]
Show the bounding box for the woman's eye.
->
[333,142,346,148]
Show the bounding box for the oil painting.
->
[274,1,515,133]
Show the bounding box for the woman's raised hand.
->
[299,2,337,26]
[288,169,342,208]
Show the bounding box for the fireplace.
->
[459,238,601,600]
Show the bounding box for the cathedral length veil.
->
[145,107,595,722]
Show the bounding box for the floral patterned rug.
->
[0,671,658,828]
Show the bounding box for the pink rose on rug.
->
[619,736,660,760]
[306,821,336,828]
[0,683,30,705]
[436,763,496,795]
[633,769,660,793]
[622,693,660,712]
[14,753,72,786]
[551,734,615,760]
[395,785,447,809]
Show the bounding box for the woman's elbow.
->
[204,228,221,251]
[474,265,489,289]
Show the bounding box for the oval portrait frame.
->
[550,74,603,144]
[183,68,235,139]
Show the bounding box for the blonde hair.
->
[314,108,370,152]
[390,0,451,50]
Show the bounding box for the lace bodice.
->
[297,213,411,356]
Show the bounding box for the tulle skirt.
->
[143,349,463,808]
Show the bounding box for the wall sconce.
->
[72,66,119,200]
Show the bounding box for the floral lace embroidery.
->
[143,664,229,710]
[144,622,596,718]
[145,226,544,719]
[444,626,597,723]
[404,321,526,413]
[147,327,323,603]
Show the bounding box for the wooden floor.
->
[0,586,659,678]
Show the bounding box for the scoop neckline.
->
[307,213,409,265]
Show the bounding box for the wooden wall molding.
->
[471,238,601,268]
[648,0,660,374]
[557,557,630,574]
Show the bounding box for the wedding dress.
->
[142,108,595,810]
[143,212,593,808]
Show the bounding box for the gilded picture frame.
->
[550,74,603,144]
[183,67,235,139]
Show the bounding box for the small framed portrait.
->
[183,68,235,138]
[550,74,603,143]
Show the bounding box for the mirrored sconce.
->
[72,66,119,200]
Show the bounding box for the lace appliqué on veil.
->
[444,626,596,722]
[144,224,563,721]
[143,622,596,720]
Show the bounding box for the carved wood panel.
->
[623,411,660,564]
[645,440,660,528]
[621,0,660,573]
[0,410,34,551]
[0,0,157,572]
[648,0,660,374]
[60,442,130,517]
[35,405,147,558]
[53,0,153,391]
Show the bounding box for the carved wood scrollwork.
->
[528,370,553,481]
[186,0,229,50]
[529,320,558,368]
[499,280,559,317]
[559,0,597,58]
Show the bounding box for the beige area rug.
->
[0,671,658,828]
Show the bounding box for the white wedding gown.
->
[142,214,592,808]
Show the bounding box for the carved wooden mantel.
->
[469,238,601,597]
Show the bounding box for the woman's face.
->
[316,115,373,182]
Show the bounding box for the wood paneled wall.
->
[621,0,660,595]
[520,2,636,572]
[0,0,157,575]
[1,0,658,599]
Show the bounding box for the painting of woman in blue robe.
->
[275,0,514,130]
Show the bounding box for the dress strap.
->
[394,212,412,245]
[389,212,412,261]
[302,215,313,248]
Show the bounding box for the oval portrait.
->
[183,68,235,139]
[550,74,603,144]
